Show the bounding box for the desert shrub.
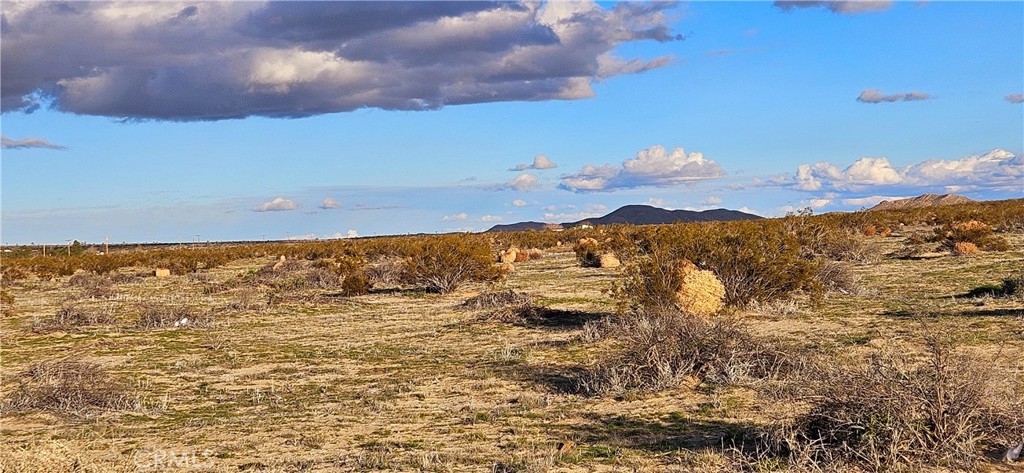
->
[399,234,500,293]
[573,238,603,268]
[461,290,532,310]
[816,261,859,295]
[953,241,981,256]
[862,224,878,236]
[611,255,724,316]
[1,289,15,317]
[577,311,795,396]
[248,258,343,291]
[339,271,371,296]
[795,222,873,262]
[4,360,142,415]
[627,221,821,307]
[222,287,268,312]
[1,263,29,281]
[932,220,1011,253]
[66,271,113,298]
[135,304,212,329]
[33,305,116,333]
[780,332,1024,470]
[965,272,1024,299]
[892,234,929,259]
[364,256,406,286]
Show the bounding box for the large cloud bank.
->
[1,1,680,120]
[794,149,1022,192]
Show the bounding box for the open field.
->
[2,213,1023,472]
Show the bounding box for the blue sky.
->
[2,1,1022,244]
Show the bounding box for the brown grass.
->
[3,360,143,416]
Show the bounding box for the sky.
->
[1,0,1022,245]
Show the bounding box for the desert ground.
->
[1,225,1022,472]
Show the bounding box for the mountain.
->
[485,221,558,233]
[870,194,975,211]
[486,205,761,232]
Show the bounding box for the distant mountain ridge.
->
[870,194,975,211]
[486,205,761,232]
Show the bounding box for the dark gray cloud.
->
[1,1,680,121]
[857,89,932,103]
[1,135,66,150]
[774,1,892,14]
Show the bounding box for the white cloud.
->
[703,196,722,205]
[1004,93,1024,104]
[809,198,831,208]
[497,173,541,192]
[792,149,1021,193]
[645,198,665,207]
[840,195,909,207]
[480,215,503,222]
[442,212,469,222]
[511,199,528,207]
[511,154,558,171]
[560,145,726,192]
[341,229,359,239]
[286,232,318,240]
[319,197,340,209]
[1,135,67,150]
[857,89,932,103]
[254,197,298,212]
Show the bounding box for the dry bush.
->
[399,234,500,293]
[461,290,532,310]
[932,220,1011,253]
[66,271,113,298]
[778,331,1024,471]
[221,287,268,312]
[629,221,822,307]
[3,360,142,416]
[862,224,878,236]
[816,261,860,295]
[339,271,371,296]
[797,223,874,262]
[573,238,603,268]
[365,256,405,286]
[1,289,14,317]
[577,311,795,396]
[246,258,343,291]
[966,271,1024,299]
[953,241,981,256]
[32,305,116,333]
[135,304,212,329]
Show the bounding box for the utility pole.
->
[65,239,71,257]
[42,244,46,257]
[104,236,109,255]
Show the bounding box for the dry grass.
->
[3,360,144,416]
[461,289,533,310]
[0,226,1021,471]
[135,303,213,329]
[775,327,1024,471]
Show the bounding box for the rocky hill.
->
[870,194,975,211]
